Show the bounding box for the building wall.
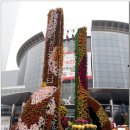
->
[17,52,28,85]
[92,31,129,88]
[15,41,45,93]
[2,2,20,71]
[1,70,19,87]
[23,42,45,92]
[1,70,23,96]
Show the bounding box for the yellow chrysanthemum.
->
[60,106,68,116]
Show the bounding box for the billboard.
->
[62,52,92,80]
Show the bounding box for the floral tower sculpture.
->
[75,27,112,130]
[16,8,64,130]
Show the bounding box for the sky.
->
[4,1,129,71]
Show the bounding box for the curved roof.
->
[92,20,129,34]
[16,32,44,66]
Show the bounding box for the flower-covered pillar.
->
[16,8,64,130]
[75,27,90,120]
[75,27,112,130]
[41,8,64,130]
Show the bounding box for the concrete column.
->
[109,99,114,119]
[22,102,26,112]
[10,104,16,128]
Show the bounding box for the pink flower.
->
[38,116,45,127]
[18,118,22,122]
[17,122,28,130]
[30,124,39,130]
[31,86,57,105]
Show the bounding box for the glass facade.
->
[92,31,129,88]
[24,42,45,92]
[62,80,75,104]
[16,41,45,93]
[17,53,28,85]
[62,38,92,104]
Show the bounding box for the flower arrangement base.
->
[71,124,97,130]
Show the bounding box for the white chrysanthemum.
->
[46,97,56,115]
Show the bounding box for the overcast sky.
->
[4,1,129,71]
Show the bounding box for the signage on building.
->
[62,52,92,80]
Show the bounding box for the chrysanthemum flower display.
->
[88,96,112,130]
[75,119,88,125]
[16,8,64,130]
[60,105,68,116]
[42,8,64,130]
[60,104,69,129]
[75,27,89,120]
[72,124,97,130]
[75,27,112,130]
